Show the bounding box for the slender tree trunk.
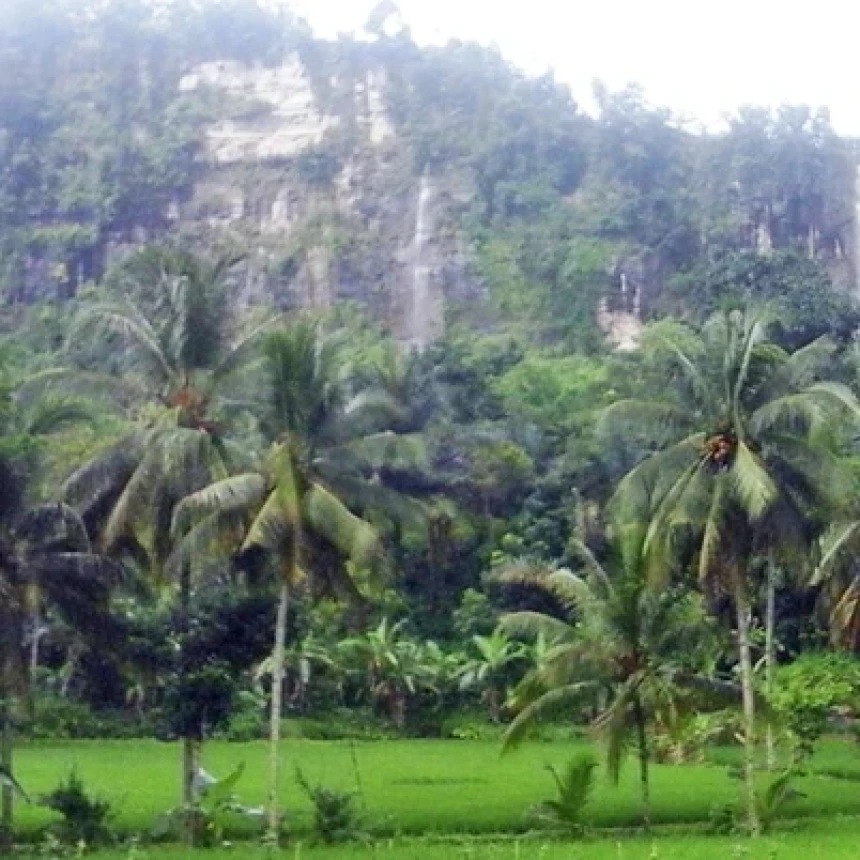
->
[735,577,761,835]
[268,582,290,844]
[28,612,40,690]
[765,562,777,771]
[178,563,196,847]
[0,696,12,854]
[633,694,650,829]
[182,737,197,839]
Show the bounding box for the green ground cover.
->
[10,737,860,840]
[21,817,860,859]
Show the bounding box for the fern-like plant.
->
[530,753,596,834]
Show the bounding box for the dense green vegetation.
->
[5,0,860,856]
[7,737,860,836]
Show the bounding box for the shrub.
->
[296,769,362,843]
[284,709,402,741]
[30,694,158,740]
[41,768,114,847]
[651,712,729,764]
[439,712,502,741]
[770,652,860,761]
[217,690,266,742]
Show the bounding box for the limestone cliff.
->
[171,54,462,347]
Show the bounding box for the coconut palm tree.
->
[172,318,424,843]
[62,246,277,837]
[604,309,857,832]
[496,543,724,827]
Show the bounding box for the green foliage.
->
[770,652,860,760]
[41,768,114,847]
[281,710,403,742]
[452,588,497,640]
[494,353,609,444]
[666,250,860,346]
[529,753,596,834]
[757,769,806,834]
[154,762,260,848]
[29,695,154,741]
[217,690,265,743]
[296,768,362,844]
[161,663,239,742]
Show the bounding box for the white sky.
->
[289,0,860,135]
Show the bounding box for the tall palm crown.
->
[63,247,273,573]
[75,246,258,427]
[606,310,854,588]
[604,308,858,832]
[175,319,423,595]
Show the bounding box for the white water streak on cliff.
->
[409,173,436,349]
[855,165,860,297]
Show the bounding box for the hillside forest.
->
[5,0,860,849]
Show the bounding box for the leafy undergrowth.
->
[9,738,860,842]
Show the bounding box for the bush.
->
[296,769,362,843]
[217,690,266,742]
[283,709,402,741]
[41,768,114,847]
[439,712,502,741]
[771,652,860,761]
[30,694,156,740]
[651,712,730,764]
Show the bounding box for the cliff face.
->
[4,1,856,351]
[171,55,465,347]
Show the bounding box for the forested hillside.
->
[5,0,860,847]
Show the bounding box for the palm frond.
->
[698,476,728,587]
[829,576,860,650]
[212,314,280,385]
[598,400,694,445]
[503,682,599,751]
[756,336,836,399]
[17,503,91,553]
[303,481,380,567]
[20,394,97,436]
[171,474,267,537]
[731,311,769,410]
[498,611,574,644]
[730,441,777,520]
[812,522,860,587]
[243,489,295,555]
[74,301,176,387]
[750,383,860,440]
[567,538,613,597]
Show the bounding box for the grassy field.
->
[21,817,860,859]
[9,736,860,840]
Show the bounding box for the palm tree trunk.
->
[734,577,761,835]
[633,694,650,829]
[267,582,290,844]
[765,562,777,771]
